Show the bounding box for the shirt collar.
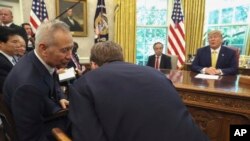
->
[0,50,15,65]
[211,46,221,53]
[34,50,55,75]
[1,22,12,27]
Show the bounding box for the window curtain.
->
[182,0,206,56]
[245,28,250,55]
[114,0,136,63]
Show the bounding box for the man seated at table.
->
[147,42,171,69]
[191,30,238,75]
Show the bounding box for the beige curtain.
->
[114,0,136,63]
[245,28,250,55]
[182,0,206,56]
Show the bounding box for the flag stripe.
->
[167,0,185,69]
[29,0,49,33]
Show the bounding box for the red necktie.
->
[155,56,159,69]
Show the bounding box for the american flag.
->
[30,0,49,33]
[167,0,185,69]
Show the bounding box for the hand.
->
[59,99,69,109]
[75,65,86,76]
[57,68,66,74]
[205,67,220,75]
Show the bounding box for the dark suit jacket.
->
[3,51,67,141]
[61,17,83,31]
[191,46,238,75]
[147,54,171,69]
[8,23,28,47]
[0,53,14,94]
[69,61,209,141]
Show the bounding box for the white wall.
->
[14,0,115,63]
[0,1,21,24]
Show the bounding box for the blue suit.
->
[191,46,238,75]
[69,61,209,141]
[3,51,67,141]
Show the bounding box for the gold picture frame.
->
[56,0,87,37]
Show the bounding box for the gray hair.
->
[35,20,70,48]
[90,41,124,66]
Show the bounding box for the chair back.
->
[167,54,178,69]
[0,95,17,141]
[226,46,240,67]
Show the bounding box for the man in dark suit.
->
[0,27,20,93]
[3,20,73,141]
[61,8,83,32]
[191,30,238,75]
[147,42,171,69]
[69,41,209,141]
[0,8,28,46]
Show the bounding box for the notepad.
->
[195,74,219,80]
[58,67,76,82]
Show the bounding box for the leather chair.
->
[167,54,178,69]
[226,46,240,67]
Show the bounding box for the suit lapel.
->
[204,47,212,66]
[28,51,55,99]
[216,47,226,68]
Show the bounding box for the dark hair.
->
[72,42,79,53]
[90,41,124,66]
[21,23,31,28]
[153,42,163,49]
[0,26,19,43]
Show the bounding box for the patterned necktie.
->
[11,57,17,65]
[211,51,217,68]
[155,56,159,69]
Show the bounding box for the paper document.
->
[58,67,76,82]
[194,74,219,80]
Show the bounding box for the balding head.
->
[0,8,13,25]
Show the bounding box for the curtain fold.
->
[114,0,136,63]
[182,0,206,56]
[245,27,250,55]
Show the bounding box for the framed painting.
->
[56,0,87,37]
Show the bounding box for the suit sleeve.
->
[11,85,49,141]
[69,80,107,141]
[191,49,203,73]
[220,50,238,75]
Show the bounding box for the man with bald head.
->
[191,30,238,75]
[0,8,28,46]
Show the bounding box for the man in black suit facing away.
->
[147,42,171,69]
[3,20,73,141]
[61,8,83,32]
[69,41,209,141]
[0,8,28,46]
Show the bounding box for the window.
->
[136,0,168,65]
[205,0,250,54]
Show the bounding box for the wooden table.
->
[161,69,250,141]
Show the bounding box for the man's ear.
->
[38,43,48,57]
